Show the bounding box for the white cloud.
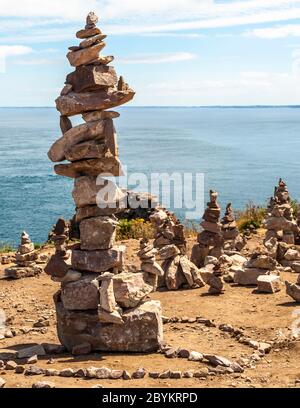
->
[119,52,197,64]
[14,57,63,66]
[246,24,300,39]
[0,45,32,57]
[0,0,300,40]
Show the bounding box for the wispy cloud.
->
[119,52,197,64]
[0,45,32,57]
[0,1,300,41]
[246,24,300,39]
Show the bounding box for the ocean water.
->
[0,107,299,246]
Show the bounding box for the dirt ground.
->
[0,233,299,389]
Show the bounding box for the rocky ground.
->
[0,231,299,389]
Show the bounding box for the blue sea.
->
[0,107,299,246]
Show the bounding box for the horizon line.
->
[0,105,300,109]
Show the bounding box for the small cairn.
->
[138,238,164,291]
[234,248,279,288]
[221,203,246,252]
[264,179,298,245]
[191,190,224,268]
[207,261,226,295]
[5,232,42,279]
[45,12,163,353]
[149,209,205,290]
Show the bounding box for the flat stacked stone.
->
[5,232,42,279]
[191,190,224,268]
[234,250,280,287]
[221,203,246,252]
[264,179,298,245]
[45,12,163,353]
[149,209,205,291]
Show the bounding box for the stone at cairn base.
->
[234,268,269,286]
[5,265,42,279]
[257,275,281,293]
[55,299,163,352]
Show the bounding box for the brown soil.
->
[0,233,299,389]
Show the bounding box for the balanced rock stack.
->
[207,260,226,295]
[45,12,163,353]
[138,238,164,291]
[191,190,224,268]
[5,232,42,279]
[221,203,246,252]
[264,179,298,245]
[150,209,205,290]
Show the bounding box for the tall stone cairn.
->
[221,203,246,252]
[264,179,298,245]
[191,190,224,268]
[46,12,163,353]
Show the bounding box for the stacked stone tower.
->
[191,190,224,268]
[45,13,163,353]
[264,179,298,245]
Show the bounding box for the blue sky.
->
[1,0,300,106]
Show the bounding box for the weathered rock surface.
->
[80,216,118,250]
[5,265,42,279]
[49,120,105,162]
[61,275,99,310]
[257,275,281,293]
[82,110,120,122]
[71,246,125,273]
[67,42,106,67]
[76,27,101,39]
[66,65,117,92]
[113,272,153,308]
[234,268,268,286]
[56,88,135,117]
[17,345,46,359]
[55,300,163,352]
[285,281,300,302]
[72,176,126,208]
[54,156,123,178]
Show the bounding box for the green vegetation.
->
[0,242,14,253]
[236,202,267,232]
[116,218,155,240]
[34,243,43,250]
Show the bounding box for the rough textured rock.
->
[71,246,125,273]
[17,345,46,359]
[141,262,164,277]
[32,381,55,389]
[67,42,106,67]
[54,156,123,178]
[164,256,186,290]
[55,300,163,352]
[0,377,6,388]
[285,281,300,302]
[56,88,135,117]
[4,266,42,279]
[234,268,268,286]
[113,272,153,308]
[257,275,281,293]
[79,33,107,49]
[79,216,118,250]
[48,120,106,162]
[82,110,120,122]
[246,254,277,270]
[66,65,117,92]
[61,275,99,310]
[76,27,101,39]
[72,176,126,208]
